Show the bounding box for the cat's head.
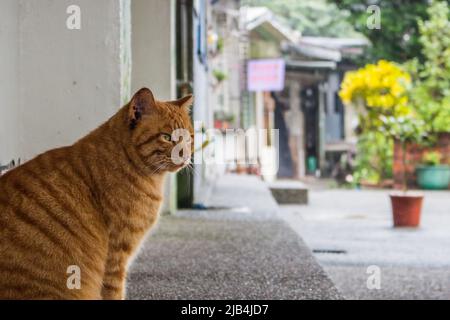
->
[126,88,194,174]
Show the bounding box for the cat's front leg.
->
[101,251,128,300]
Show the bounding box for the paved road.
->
[126,175,341,300]
[280,189,450,299]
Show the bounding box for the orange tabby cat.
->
[0,88,194,299]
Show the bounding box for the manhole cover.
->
[192,204,251,213]
[312,249,347,254]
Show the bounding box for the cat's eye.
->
[161,133,172,142]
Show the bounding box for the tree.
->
[339,60,413,184]
[408,0,450,136]
[242,0,362,37]
[382,115,425,192]
[332,0,431,63]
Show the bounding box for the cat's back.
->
[0,146,108,299]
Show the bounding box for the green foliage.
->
[380,115,426,144]
[213,69,227,83]
[353,114,426,185]
[382,114,426,191]
[333,0,431,63]
[353,131,393,184]
[342,1,450,185]
[214,110,235,122]
[339,60,417,184]
[216,37,224,54]
[407,0,450,135]
[422,151,443,166]
[242,0,362,37]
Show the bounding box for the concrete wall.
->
[131,0,176,100]
[0,0,20,165]
[120,0,132,104]
[131,0,177,213]
[17,0,122,161]
[0,0,124,164]
[193,0,212,205]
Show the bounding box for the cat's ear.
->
[172,94,194,112]
[128,88,156,129]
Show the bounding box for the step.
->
[269,180,309,205]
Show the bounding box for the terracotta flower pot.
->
[389,192,424,227]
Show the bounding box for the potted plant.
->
[213,69,227,83]
[214,111,235,130]
[339,60,412,188]
[384,115,426,227]
[416,151,450,190]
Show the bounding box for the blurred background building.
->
[4,0,424,213]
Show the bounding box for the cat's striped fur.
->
[0,88,194,299]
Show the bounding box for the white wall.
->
[131,0,176,100]
[193,1,217,205]
[131,0,176,213]
[17,0,122,161]
[0,0,20,165]
[120,0,132,105]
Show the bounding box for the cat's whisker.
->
[150,159,167,175]
[153,163,166,175]
[187,163,200,180]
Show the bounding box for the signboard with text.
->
[247,59,285,92]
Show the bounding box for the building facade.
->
[0,0,232,213]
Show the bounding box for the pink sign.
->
[247,59,285,92]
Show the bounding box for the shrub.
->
[407,0,450,135]
[339,60,413,184]
[422,151,442,166]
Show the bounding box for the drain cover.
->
[312,249,347,254]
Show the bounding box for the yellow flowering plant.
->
[340,60,412,130]
[339,60,414,185]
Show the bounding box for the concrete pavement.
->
[126,175,342,300]
[280,189,450,299]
